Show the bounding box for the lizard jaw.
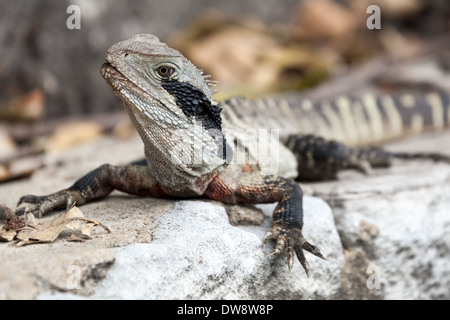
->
[100,61,127,84]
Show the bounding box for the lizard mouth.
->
[100,61,126,81]
[100,61,158,108]
[101,61,146,97]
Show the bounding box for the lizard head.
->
[100,33,220,130]
[100,34,227,181]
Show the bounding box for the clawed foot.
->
[262,221,326,276]
[15,190,77,218]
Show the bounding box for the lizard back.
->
[220,92,450,147]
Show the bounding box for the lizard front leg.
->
[16,163,165,217]
[204,167,326,275]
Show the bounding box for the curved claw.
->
[271,235,286,256]
[15,202,44,219]
[15,190,76,218]
[263,221,326,276]
[16,195,45,218]
[17,194,44,207]
[14,205,28,220]
[293,243,310,276]
[301,241,327,261]
[262,230,274,247]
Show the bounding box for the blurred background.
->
[0,0,449,182]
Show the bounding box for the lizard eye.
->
[156,65,175,78]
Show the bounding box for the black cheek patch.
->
[161,79,232,161]
[161,79,222,131]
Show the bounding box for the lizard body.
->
[16,34,450,275]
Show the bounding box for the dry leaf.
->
[0,206,110,246]
[0,88,45,122]
[169,13,335,98]
[68,234,86,242]
[0,229,17,242]
[81,223,95,238]
[0,164,8,181]
[292,0,359,41]
[25,212,38,228]
[0,155,45,183]
[45,121,103,152]
[0,204,23,241]
[16,224,65,245]
[112,120,136,139]
[0,128,17,158]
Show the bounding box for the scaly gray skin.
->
[16,34,450,275]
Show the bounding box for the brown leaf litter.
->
[0,204,110,245]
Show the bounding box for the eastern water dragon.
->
[15,34,450,275]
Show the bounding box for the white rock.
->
[40,197,342,299]
[333,182,450,299]
[309,131,450,299]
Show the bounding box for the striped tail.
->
[290,91,450,146]
[220,91,450,147]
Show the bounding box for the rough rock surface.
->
[1,130,450,299]
[308,131,450,299]
[40,199,341,300]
